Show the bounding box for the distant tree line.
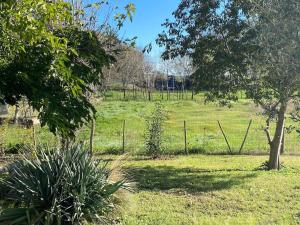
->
[101,48,196,99]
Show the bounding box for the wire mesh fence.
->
[77,118,300,155]
[0,117,299,155]
[103,90,201,102]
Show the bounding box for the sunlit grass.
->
[1,91,300,155]
[116,155,300,225]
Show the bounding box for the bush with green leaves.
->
[0,0,136,139]
[144,102,166,158]
[0,145,128,225]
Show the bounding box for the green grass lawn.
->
[1,91,300,155]
[1,92,300,224]
[117,155,300,225]
[87,93,299,155]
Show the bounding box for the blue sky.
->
[85,0,181,63]
[117,0,181,61]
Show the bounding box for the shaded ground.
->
[126,166,256,194]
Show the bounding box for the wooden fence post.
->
[123,88,126,100]
[184,121,188,155]
[217,120,232,154]
[122,120,126,154]
[148,90,151,101]
[239,119,252,154]
[32,125,36,151]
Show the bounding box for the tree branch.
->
[264,117,272,146]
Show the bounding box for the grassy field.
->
[117,155,300,225]
[1,91,300,155]
[1,92,300,225]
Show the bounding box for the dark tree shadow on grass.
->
[125,166,257,194]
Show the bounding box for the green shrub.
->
[144,102,166,158]
[0,145,128,225]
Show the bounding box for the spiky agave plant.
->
[0,145,128,225]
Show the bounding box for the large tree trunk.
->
[268,102,287,170]
[280,129,285,154]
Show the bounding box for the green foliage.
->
[0,0,71,67]
[0,0,137,138]
[144,102,166,158]
[0,0,115,138]
[246,0,300,106]
[115,3,136,28]
[157,0,254,104]
[0,145,127,225]
[158,0,300,108]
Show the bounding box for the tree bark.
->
[132,85,135,99]
[268,102,287,170]
[148,90,151,101]
[280,128,285,154]
[13,106,19,124]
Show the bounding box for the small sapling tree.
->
[145,102,166,158]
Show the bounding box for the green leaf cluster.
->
[144,102,166,158]
[0,0,114,138]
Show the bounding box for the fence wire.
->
[1,117,299,155]
[83,118,300,155]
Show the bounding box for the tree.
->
[246,0,300,169]
[169,56,195,98]
[0,0,135,138]
[0,0,110,138]
[158,0,253,101]
[107,47,148,98]
[123,48,145,98]
[157,0,300,170]
[143,58,157,100]
[174,57,192,88]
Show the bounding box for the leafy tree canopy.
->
[157,0,255,105]
[0,0,134,138]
